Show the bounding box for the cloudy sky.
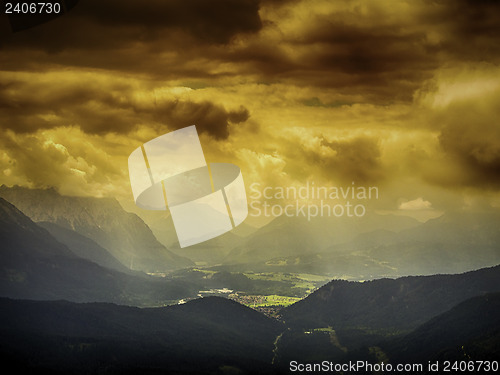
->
[1,0,499,221]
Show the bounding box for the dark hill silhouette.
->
[0,296,283,374]
[282,265,500,331]
[383,292,500,363]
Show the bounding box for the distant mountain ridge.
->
[0,197,198,304]
[223,213,421,265]
[221,210,500,279]
[0,185,193,272]
[38,221,131,273]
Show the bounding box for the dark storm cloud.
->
[282,135,383,184]
[211,6,437,104]
[435,92,500,188]
[0,77,135,133]
[151,100,249,139]
[421,0,500,62]
[287,22,435,102]
[2,0,499,103]
[1,0,262,49]
[224,0,500,103]
[81,0,262,43]
[0,75,249,139]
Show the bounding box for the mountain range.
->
[222,213,420,265]
[4,185,499,281]
[213,210,500,280]
[273,292,500,373]
[281,264,500,331]
[37,221,131,273]
[1,266,499,374]
[0,185,193,272]
[0,197,198,305]
[271,265,500,372]
[0,186,499,372]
